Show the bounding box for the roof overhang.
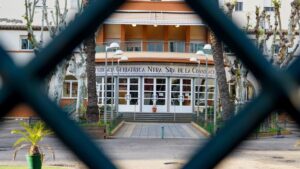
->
[104,11,205,26]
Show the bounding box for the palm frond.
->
[13,137,29,147]
[11,121,54,158]
[13,144,30,160]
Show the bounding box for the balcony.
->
[95,41,214,64]
[96,41,210,54]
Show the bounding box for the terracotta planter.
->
[152,106,157,113]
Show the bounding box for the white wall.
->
[0,29,52,65]
[219,0,293,30]
[0,0,79,26]
[0,0,80,65]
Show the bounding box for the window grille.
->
[20,36,34,50]
[235,2,243,11]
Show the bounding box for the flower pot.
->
[152,106,157,113]
[26,154,42,169]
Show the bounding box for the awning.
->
[104,12,205,26]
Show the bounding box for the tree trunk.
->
[84,33,98,122]
[76,76,86,120]
[210,32,234,122]
[48,61,67,105]
[82,0,98,122]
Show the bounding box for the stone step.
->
[283,122,300,136]
[120,113,195,123]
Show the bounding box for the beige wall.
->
[104,24,121,40]
[168,26,186,41]
[190,26,207,42]
[146,26,164,40]
[97,24,209,43]
[125,25,143,40]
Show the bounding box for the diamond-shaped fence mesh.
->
[1,0,300,169]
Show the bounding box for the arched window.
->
[63,75,78,98]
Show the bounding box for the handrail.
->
[96,41,208,53]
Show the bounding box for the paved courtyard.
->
[114,122,205,139]
[0,120,300,168]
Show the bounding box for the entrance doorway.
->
[142,78,167,112]
[170,78,193,113]
[118,78,140,112]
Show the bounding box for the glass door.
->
[96,77,115,105]
[170,78,192,113]
[143,78,167,112]
[118,77,140,112]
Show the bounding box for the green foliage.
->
[203,122,215,135]
[79,120,106,128]
[272,0,281,8]
[11,121,54,160]
[98,105,115,113]
[79,103,87,114]
[11,121,52,147]
[79,103,87,121]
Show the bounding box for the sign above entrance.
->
[96,64,216,78]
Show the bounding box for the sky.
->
[0,0,78,26]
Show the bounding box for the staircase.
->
[284,122,300,136]
[121,113,195,123]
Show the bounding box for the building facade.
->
[1,0,294,117]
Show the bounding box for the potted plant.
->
[152,104,157,113]
[11,121,54,169]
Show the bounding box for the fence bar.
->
[185,0,284,89]
[1,0,300,169]
[184,90,278,169]
[0,45,117,169]
[183,0,300,168]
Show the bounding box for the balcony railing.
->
[96,41,209,53]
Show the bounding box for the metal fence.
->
[0,0,300,169]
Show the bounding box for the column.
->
[164,26,169,52]
[185,26,191,53]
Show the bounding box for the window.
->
[147,41,164,52]
[264,7,274,12]
[273,43,280,54]
[190,42,204,53]
[63,75,78,98]
[235,2,243,11]
[246,83,255,101]
[264,0,274,12]
[194,78,215,107]
[169,41,185,53]
[228,83,236,100]
[96,77,115,104]
[20,36,34,50]
[125,41,142,51]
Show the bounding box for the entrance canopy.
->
[104,12,205,26]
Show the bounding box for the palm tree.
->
[11,121,54,169]
[207,0,234,122]
[210,32,234,122]
[83,0,98,122]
